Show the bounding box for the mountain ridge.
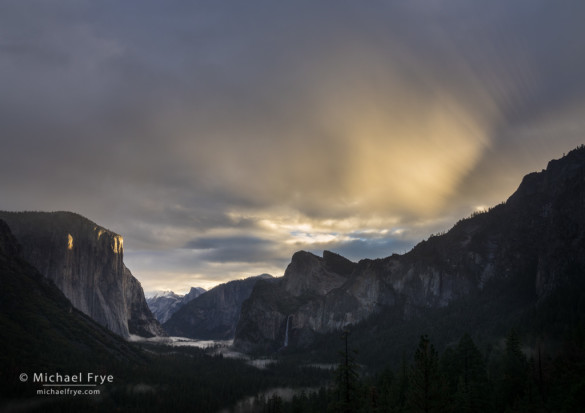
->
[234,145,585,352]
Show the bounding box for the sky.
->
[1,1,584,293]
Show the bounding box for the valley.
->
[3,2,585,411]
[2,147,585,412]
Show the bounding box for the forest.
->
[250,327,585,413]
[4,323,585,412]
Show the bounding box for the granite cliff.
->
[234,146,585,352]
[0,211,164,338]
[234,251,394,351]
[0,219,144,369]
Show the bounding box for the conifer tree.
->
[495,330,529,410]
[332,329,360,413]
[389,355,409,412]
[451,334,491,413]
[264,393,283,413]
[407,335,448,413]
[375,367,395,412]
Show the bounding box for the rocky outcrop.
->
[234,146,585,352]
[0,211,164,338]
[163,274,273,339]
[146,287,206,323]
[184,286,207,302]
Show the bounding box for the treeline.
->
[250,329,585,413]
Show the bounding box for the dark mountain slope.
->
[163,274,273,339]
[234,145,585,354]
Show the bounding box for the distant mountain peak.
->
[163,274,273,340]
[146,286,206,324]
[146,290,178,299]
[188,286,207,294]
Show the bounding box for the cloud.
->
[125,248,286,294]
[184,235,279,264]
[1,1,584,291]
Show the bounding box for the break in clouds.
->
[1,1,585,292]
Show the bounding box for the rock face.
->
[146,287,206,324]
[234,251,393,351]
[234,146,585,352]
[163,274,273,339]
[0,211,164,338]
[0,219,144,369]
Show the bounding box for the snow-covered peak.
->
[145,290,179,299]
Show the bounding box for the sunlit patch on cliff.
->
[112,236,123,254]
[67,234,73,250]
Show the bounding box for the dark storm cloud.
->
[1,0,584,290]
[184,235,281,264]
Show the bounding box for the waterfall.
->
[284,315,292,347]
